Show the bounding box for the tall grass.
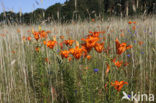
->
[0,17,156,103]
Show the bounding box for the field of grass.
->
[0,17,156,103]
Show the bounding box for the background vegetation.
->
[0,0,156,24]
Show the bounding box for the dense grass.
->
[0,17,156,103]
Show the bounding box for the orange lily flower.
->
[33,32,40,41]
[94,42,104,53]
[81,36,99,50]
[114,61,123,68]
[105,63,110,75]
[68,56,72,61]
[133,21,136,24]
[40,30,48,38]
[69,48,75,54]
[27,36,31,41]
[112,58,123,68]
[86,55,91,60]
[128,21,132,24]
[64,40,75,46]
[47,40,57,49]
[115,38,132,55]
[43,40,47,45]
[111,81,128,92]
[59,42,64,49]
[61,50,70,59]
[70,46,83,59]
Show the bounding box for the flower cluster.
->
[29,27,133,92]
[32,30,51,41]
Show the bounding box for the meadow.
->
[0,17,156,103]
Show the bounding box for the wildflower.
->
[43,40,47,45]
[27,36,31,41]
[133,21,136,24]
[111,81,128,92]
[40,30,48,38]
[68,56,72,61]
[94,42,104,53]
[47,40,57,49]
[105,63,110,75]
[128,21,132,24]
[33,32,40,41]
[68,46,87,59]
[94,68,99,72]
[112,58,123,68]
[64,40,75,46]
[86,55,91,60]
[60,50,70,59]
[59,42,64,49]
[115,61,123,68]
[71,46,83,59]
[127,54,131,57]
[81,36,99,51]
[115,38,132,55]
[69,48,75,54]
[81,43,92,53]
